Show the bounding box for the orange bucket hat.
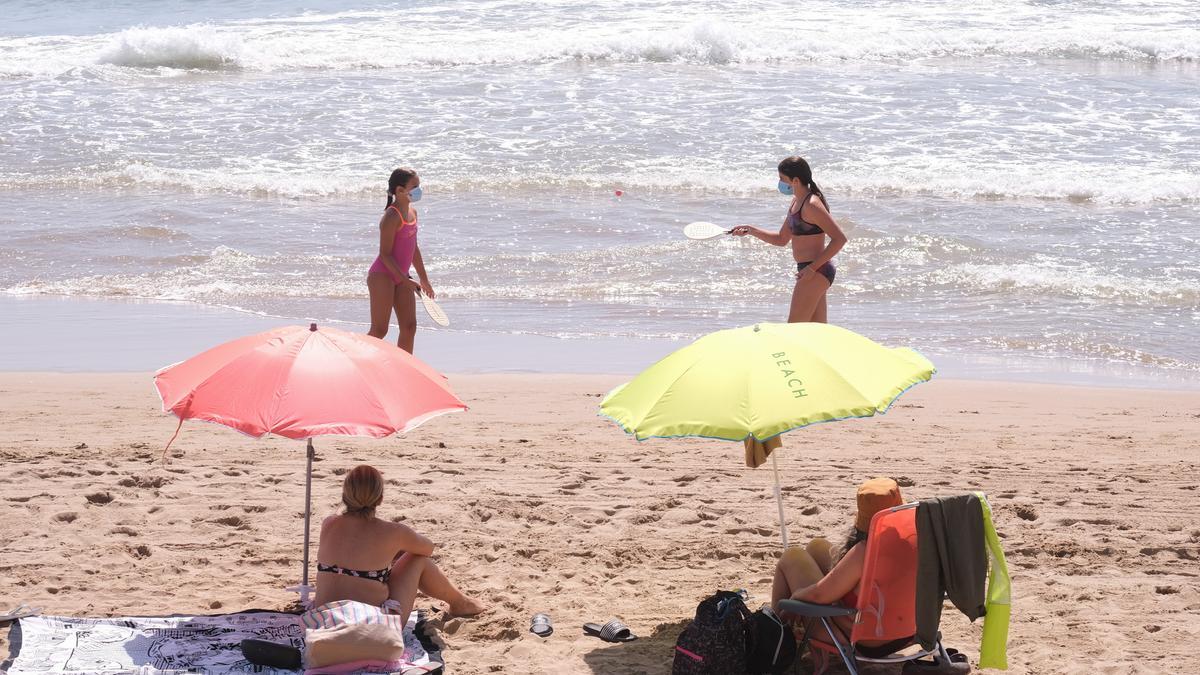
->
[855,477,904,532]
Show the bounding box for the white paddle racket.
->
[683,221,732,240]
[417,290,450,327]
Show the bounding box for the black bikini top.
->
[317,562,391,584]
[786,193,824,236]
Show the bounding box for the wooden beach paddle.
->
[683,221,732,240]
[417,289,450,327]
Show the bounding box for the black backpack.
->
[746,606,797,674]
[672,590,753,674]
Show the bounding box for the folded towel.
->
[744,435,782,468]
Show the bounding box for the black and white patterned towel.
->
[4,610,444,674]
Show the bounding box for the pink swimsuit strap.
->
[388,204,417,227]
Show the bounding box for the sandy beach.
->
[2,372,1197,674]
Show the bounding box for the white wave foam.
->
[969,335,1200,373]
[3,4,1200,79]
[95,26,245,70]
[4,158,1196,206]
[925,261,1200,306]
[828,162,1200,206]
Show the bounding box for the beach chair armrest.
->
[778,599,857,618]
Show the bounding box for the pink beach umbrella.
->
[154,323,466,604]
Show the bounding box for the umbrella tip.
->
[310,323,318,332]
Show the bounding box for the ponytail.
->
[808,179,829,210]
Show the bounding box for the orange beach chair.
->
[778,502,953,675]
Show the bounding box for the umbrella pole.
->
[772,451,789,549]
[301,438,315,602]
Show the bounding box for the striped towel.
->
[301,601,442,675]
[302,600,409,633]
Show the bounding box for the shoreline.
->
[1,372,1198,674]
[5,294,1199,391]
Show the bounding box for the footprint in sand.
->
[213,516,249,529]
[118,475,170,489]
[801,505,821,515]
[128,544,151,559]
[1012,505,1038,521]
[85,492,114,505]
[673,474,699,484]
[725,526,775,537]
[53,512,79,523]
[109,526,138,536]
[648,497,682,512]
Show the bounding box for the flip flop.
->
[901,648,970,674]
[583,618,637,643]
[240,639,302,670]
[530,613,553,637]
[0,604,41,622]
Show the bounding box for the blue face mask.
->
[778,180,794,196]
[408,187,423,202]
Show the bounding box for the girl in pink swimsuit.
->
[367,168,435,354]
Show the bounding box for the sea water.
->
[2,0,1198,378]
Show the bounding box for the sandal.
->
[901,647,971,674]
[0,604,41,622]
[583,618,637,643]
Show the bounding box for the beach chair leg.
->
[935,632,952,665]
[820,617,859,675]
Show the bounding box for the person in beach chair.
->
[313,465,485,619]
[776,483,1010,675]
[771,477,912,672]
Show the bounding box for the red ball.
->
[614,190,623,197]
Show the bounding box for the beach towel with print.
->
[5,609,443,675]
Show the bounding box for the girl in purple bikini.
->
[732,157,848,323]
[367,168,435,354]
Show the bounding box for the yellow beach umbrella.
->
[600,322,934,546]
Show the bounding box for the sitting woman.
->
[772,478,903,653]
[314,465,485,619]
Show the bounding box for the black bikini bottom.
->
[797,261,836,285]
